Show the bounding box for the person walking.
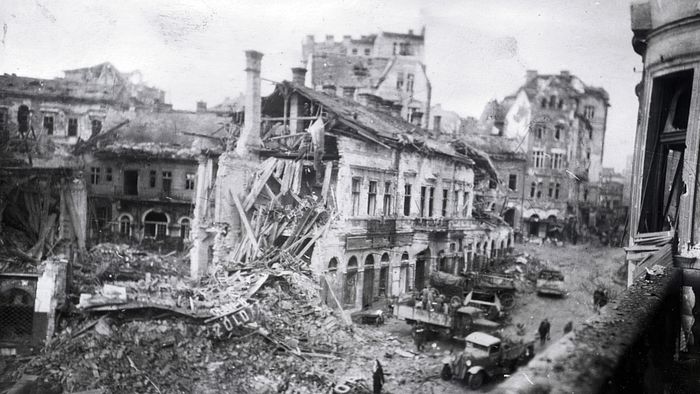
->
[538,318,551,347]
[372,359,385,394]
[413,324,426,351]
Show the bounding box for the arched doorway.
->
[362,255,375,307]
[415,248,430,290]
[399,252,410,294]
[144,211,168,239]
[528,214,540,236]
[179,218,191,239]
[379,253,390,298]
[119,215,132,237]
[344,257,358,307]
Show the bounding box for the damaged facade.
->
[195,52,512,312]
[480,71,609,240]
[302,29,431,128]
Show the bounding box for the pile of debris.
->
[13,156,364,393]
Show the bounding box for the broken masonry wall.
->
[32,257,68,346]
[211,151,261,269]
[191,155,217,279]
[59,177,88,251]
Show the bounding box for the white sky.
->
[0,0,640,170]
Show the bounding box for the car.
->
[536,269,567,296]
[451,332,535,389]
[464,290,502,320]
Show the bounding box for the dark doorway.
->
[362,255,375,307]
[17,105,30,134]
[124,170,139,196]
[504,208,515,227]
[344,257,358,307]
[415,248,430,290]
[379,266,388,297]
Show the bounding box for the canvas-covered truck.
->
[536,269,567,296]
[393,300,499,340]
[429,271,517,310]
[451,332,535,389]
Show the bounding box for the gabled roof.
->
[273,81,499,179]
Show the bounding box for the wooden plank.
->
[295,218,332,259]
[243,158,278,211]
[232,192,261,258]
[322,275,352,326]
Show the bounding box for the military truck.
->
[451,331,535,389]
[429,271,517,310]
[536,269,567,296]
[393,300,499,340]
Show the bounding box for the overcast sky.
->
[0,0,640,170]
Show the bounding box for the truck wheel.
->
[499,293,515,310]
[487,306,499,320]
[468,371,485,390]
[450,295,462,307]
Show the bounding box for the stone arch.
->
[143,209,169,238]
[118,213,133,237]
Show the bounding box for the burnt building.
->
[192,51,512,311]
[480,71,610,239]
[302,29,431,128]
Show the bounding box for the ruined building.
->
[192,52,512,311]
[302,29,431,128]
[480,71,609,239]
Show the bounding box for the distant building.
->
[480,70,609,239]
[429,104,463,137]
[302,29,431,127]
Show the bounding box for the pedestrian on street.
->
[538,318,551,347]
[435,294,445,314]
[421,287,430,309]
[564,321,573,334]
[372,359,384,394]
[413,324,426,351]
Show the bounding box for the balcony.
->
[88,185,194,203]
[412,217,449,232]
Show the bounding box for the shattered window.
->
[149,170,157,188]
[90,167,100,185]
[43,115,54,135]
[383,182,392,216]
[584,105,595,120]
[185,173,195,190]
[119,216,131,237]
[403,183,412,216]
[533,124,544,139]
[530,182,536,198]
[548,183,554,198]
[489,179,497,189]
[17,105,30,134]
[144,211,168,239]
[105,167,113,182]
[452,190,460,216]
[352,178,361,216]
[554,125,563,140]
[428,187,435,217]
[162,171,172,195]
[420,186,427,217]
[441,189,449,216]
[639,70,692,233]
[352,48,358,55]
[536,182,543,199]
[462,191,470,217]
[179,218,190,239]
[508,174,517,191]
[367,181,377,215]
[406,73,415,92]
[364,48,370,56]
[0,109,7,141]
[68,118,78,137]
[555,183,561,199]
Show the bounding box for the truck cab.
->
[464,290,503,320]
[452,332,535,389]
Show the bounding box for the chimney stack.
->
[291,67,307,85]
[526,70,538,83]
[325,35,334,43]
[560,70,570,78]
[196,101,207,113]
[235,50,264,156]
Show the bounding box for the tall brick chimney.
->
[292,67,307,85]
[235,50,264,156]
[526,70,538,83]
[196,101,207,112]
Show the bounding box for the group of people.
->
[413,286,450,314]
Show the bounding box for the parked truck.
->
[429,271,517,310]
[451,331,535,389]
[393,300,499,340]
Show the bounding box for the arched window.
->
[549,95,556,108]
[144,211,168,239]
[119,216,131,237]
[381,253,390,265]
[364,254,375,267]
[348,256,358,270]
[179,218,191,239]
[328,257,339,272]
[401,252,409,262]
[344,256,358,306]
